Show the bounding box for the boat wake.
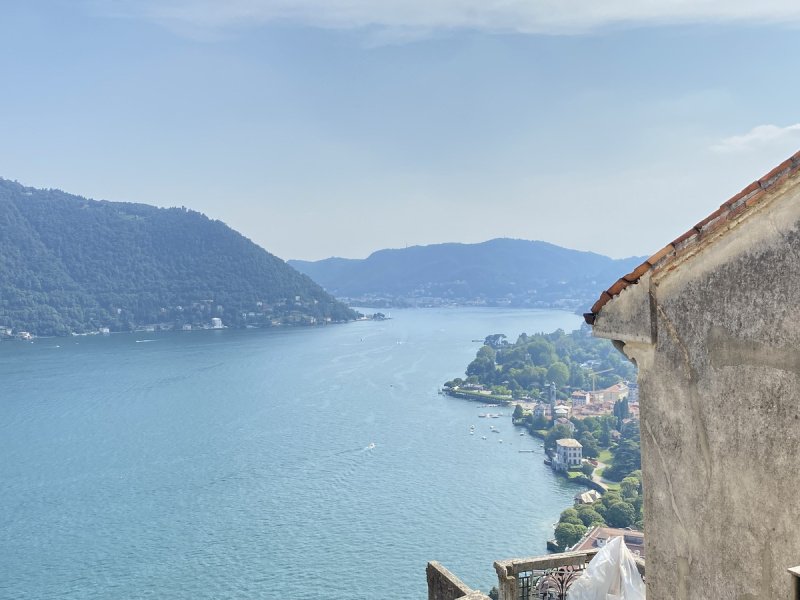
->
[332,442,377,456]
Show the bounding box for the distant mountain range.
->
[289,239,644,311]
[0,179,356,337]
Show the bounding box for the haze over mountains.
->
[290,239,645,310]
[1,177,644,337]
[0,179,356,336]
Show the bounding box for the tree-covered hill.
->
[0,178,357,336]
[445,328,636,401]
[289,239,644,310]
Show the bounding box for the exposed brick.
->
[671,229,698,248]
[745,188,766,208]
[727,199,750,220]
[701,214,728,238]
[723,181,761,207]
[695,206,727,231]
[759,159,793,188]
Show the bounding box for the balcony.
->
[494,548,645,600]
[428,548,645,600]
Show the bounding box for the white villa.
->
[552,438,582,471]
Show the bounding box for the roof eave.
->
[585,149,800,326]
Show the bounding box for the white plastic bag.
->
[566,536,646,600]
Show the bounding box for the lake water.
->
[0,308,584,599]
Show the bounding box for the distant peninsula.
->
[289,239,644,310]
[0,178,357,337]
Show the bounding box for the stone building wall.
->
[592,174,800,599]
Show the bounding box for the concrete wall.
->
[426,561,491,600]
[593,176,800,599]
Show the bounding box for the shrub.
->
[554,522,587,549]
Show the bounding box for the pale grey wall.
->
[593,176,800,600]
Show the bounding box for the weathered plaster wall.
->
[593,178,800,600]
[426,561,491,600]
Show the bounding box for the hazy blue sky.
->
[3,1,800,261]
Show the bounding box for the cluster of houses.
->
[0,318,232,340]
[530,380,639,429]
[527,381,642,476]
[0,327,33,341]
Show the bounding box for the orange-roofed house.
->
[600,382,628,403]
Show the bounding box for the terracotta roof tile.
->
[584,149,800,326]
[646,244,674,267]
[621,263,648,284]
[607,278,628,297]
[590,291,613,315]
[626,262,651,282]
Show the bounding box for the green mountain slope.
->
[0,179,356,336]
[289,239,644,310]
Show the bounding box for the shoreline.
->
[445,387,599,554]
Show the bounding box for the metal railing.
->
[494,549,645,600]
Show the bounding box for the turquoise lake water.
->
[0,308,585,599]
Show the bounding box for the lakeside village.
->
[0,304,389,342]
[442,328,645,561]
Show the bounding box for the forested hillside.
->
[0,179,356,336]
[445,328,635,400]
[289,239,644,309]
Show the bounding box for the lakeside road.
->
[591,461,611,491]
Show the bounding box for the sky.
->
[2,2,800,261]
